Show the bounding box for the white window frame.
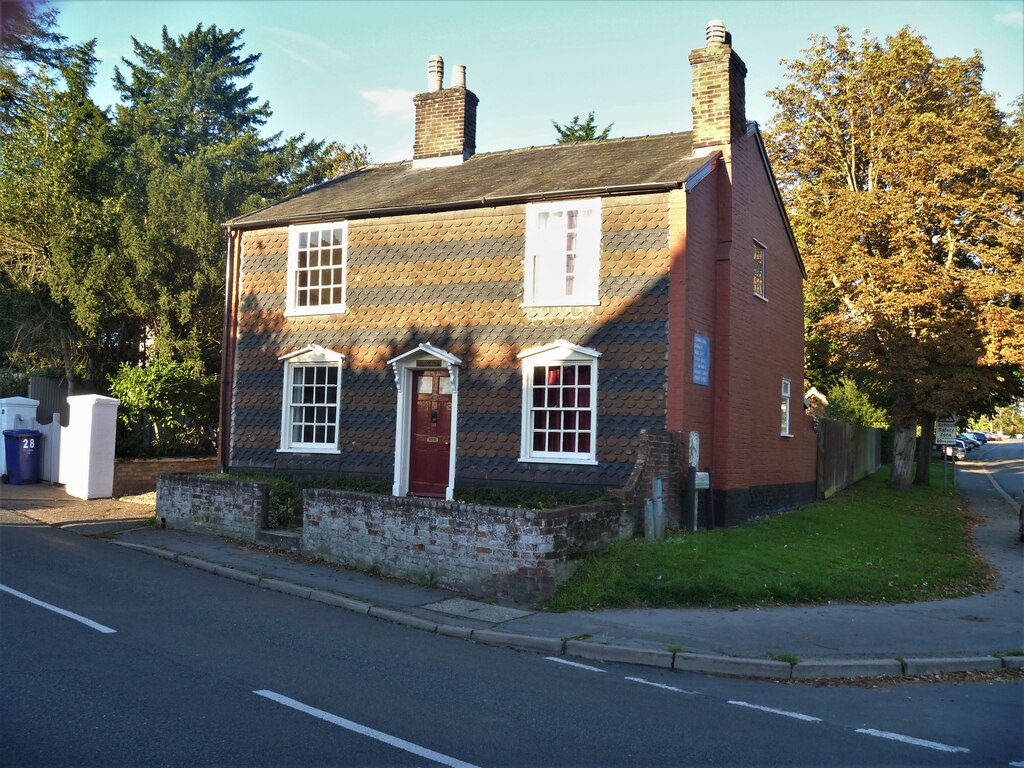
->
[278,345,345,453]
[524,198,601,307]
[518,340,601,465]
[753,239,767,300]
[780,378,792,437]
[286,221,348,316]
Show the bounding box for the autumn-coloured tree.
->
[324,142,371,178]
[766,27,1023,490]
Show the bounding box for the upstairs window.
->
[753,239,766,299]
[780,378,792,436]
[524,199,601,307]
[519,340,601,465]
[278,345,345,453]
[286,222,347,315]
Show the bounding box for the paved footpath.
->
[3,447,1022,681]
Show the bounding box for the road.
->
[2,509,1022,766]
[960,438,1024,506]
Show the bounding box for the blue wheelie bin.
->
[3,429,43,485]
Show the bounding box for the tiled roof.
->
[229,132,704,228]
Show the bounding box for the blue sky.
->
[55,0,1024,163]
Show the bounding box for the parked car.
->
[959,433,981,449]
[966,430,988,443]
[937,440,967,461]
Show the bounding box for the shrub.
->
[222,472,392,529]
[0,368,28,398]
[453,484,615,510]
[109,360,218,456]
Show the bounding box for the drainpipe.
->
[218,228,241,474]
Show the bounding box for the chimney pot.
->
[706,20,728,45]
[428,55,444,92]
[453,65,466,88]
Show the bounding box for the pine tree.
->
[0,40,132,389]
[552,112,613,143]
[113,24,330,372]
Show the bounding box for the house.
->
[219,20,816,526]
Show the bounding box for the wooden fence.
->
[817,418,882,499]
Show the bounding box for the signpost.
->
[935,415,957,493]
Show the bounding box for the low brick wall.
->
[303,490,631,602]
[156,474,269,542]
[113,457,217,497]
[613,428,685,530]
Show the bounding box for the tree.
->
[766,27,1023,490]
[826,377,888,428]
[0,0,67,131]
[324,141,371,178]
[552,111,613,143]
[0,39,134,390]
[112,24,330,372]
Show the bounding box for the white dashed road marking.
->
[544,657,606,673]
[0,583,116,634]
[727,700,822,722]
[254,690,479,768]
[855,728,970,754]
[625,677,699,694]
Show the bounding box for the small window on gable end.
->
[780,378,792,436]
[287,222,347,316]
[519,340,600,465]
[279,345,345,453]
[525,198,601,307]
[753,239,766,299]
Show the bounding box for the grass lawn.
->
[545,466,993,611]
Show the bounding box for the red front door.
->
[408,370,452,497]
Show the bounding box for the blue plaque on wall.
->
[693,333,710,386]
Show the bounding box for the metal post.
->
[653,477,665,539]
[706,469,714,529]
[687,465,697,532]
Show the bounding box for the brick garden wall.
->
[303,488,631,602]
[156,474,269,542]
[113,457,217,497]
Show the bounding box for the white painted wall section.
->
[61,395,119,499]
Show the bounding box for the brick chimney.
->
[412,55,479,168]
[688,20,747,151]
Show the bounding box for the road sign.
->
[935,420,957,445]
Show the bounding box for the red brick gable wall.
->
[726,134,815,492]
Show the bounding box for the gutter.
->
[222,181,686,232]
